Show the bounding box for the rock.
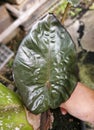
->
[66,10,94,52]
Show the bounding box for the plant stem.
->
[0,74,14,85]
[61,2,71,24]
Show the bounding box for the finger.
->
[60,107,67,115]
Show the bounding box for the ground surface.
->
[66,10,94,52]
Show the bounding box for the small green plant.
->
[13,13,77,114]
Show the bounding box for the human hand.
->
[60,82,94,124]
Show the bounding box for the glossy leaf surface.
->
[13,14,77,114]
[0,83,33,130]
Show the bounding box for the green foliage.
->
[78,64,94,89]
[54,0,68,16]
[78,51,94,89]
[67,0,80,6]
[7,58,14,68]
[70,7,82,18]
[13,14,77,114]
[0,83,33,130]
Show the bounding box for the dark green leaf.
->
[13,14,77,114]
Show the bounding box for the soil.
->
[50,108,84,130]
